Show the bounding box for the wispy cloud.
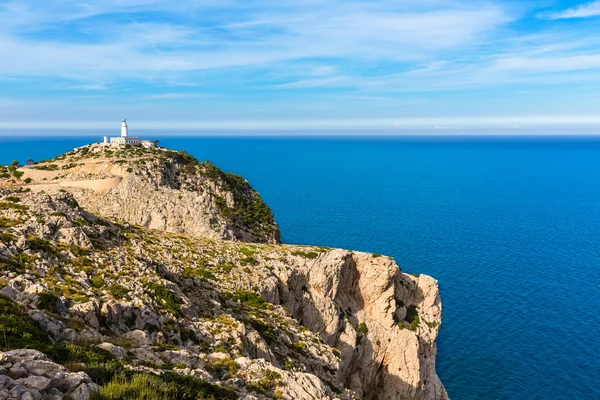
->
[2,1,600,130]
[541,1,600,20]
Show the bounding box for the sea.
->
[1,133,599,400]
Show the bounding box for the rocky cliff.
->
[0,148,447,400]
[16,145,280,244]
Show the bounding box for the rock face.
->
[0,149,448,400]
[277,251,448,400]
[0,350,98,400]
[21,145,280,244]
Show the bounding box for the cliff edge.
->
[0,148,447,400]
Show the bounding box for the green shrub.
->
[209,356,240,380]
[0,296,52,350]
[182,267,217,281]
[28,236,55,253]
[291,250,320,259]
[425,320,438,328]
[0,202,28,212]
[147,283,182,316]
[247,370,281,395]
[402,305,420,331]
[0,232,16,243]
[201,162,276,239]
[23,178,32,184]
[66,317,86,330]
[229,291,268,309]
[248,318,277,345]
[38,292,60,314]
[239,256,258,266]
[5,196,20,203]
[239,247,255,257]
[91,276,105,289]
[109,283,129,299]
[0,217,20,228]
[358,322,369,335]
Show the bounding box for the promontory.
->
[0,144,448,400]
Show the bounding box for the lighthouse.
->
[121,119,129,138]
[105,119,155,148]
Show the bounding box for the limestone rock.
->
[17,376,51,391]
[0,350,96,400]
[123,330,153,347]
[96,343,127,360]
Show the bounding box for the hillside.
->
[0,147,448,400]
[10,144,280,244]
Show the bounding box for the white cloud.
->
[0,1,513,82]
[541,1,600,20]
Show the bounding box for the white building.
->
[104,119,155,148]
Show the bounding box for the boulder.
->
[123,329,153,346]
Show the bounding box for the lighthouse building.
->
[104,119,155,148]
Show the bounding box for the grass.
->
[91,372,237,400]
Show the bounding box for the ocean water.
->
[1,135,599,399]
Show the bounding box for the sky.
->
[1,0,600,134]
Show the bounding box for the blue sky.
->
[1,0,600,133]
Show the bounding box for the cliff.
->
[0,148,447,400]
[16,145,280,244]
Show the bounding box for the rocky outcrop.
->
[0,156,447,399]
[272,250,448,400]
[21,145,280,244]
[0,350,98,400]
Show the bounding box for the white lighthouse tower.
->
[105,119,155,148]
[121,119,129,138]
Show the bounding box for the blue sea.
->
[1,134,599,399]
